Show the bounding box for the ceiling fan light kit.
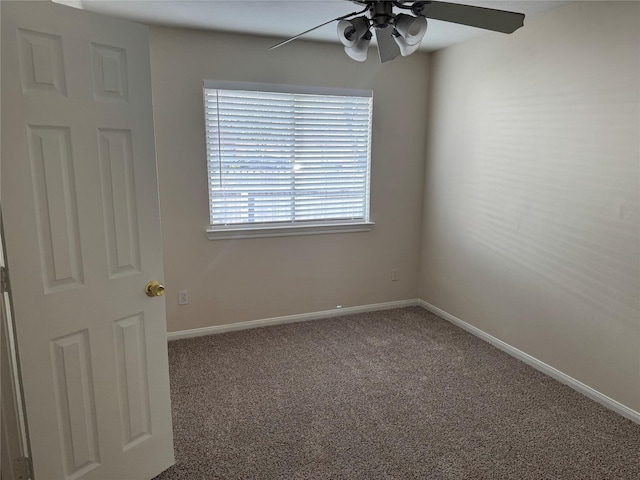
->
[345,36,372,61]
[393,33,422,57]
[394,13,428,45]
[337,16,371,47]
[338,16,374,61]
[271,1,525,64]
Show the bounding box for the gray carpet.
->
[154,306,640,479]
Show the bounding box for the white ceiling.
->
[55,0,568,52]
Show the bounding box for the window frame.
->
[203,81,375,240]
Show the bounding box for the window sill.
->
[206,221,375,240]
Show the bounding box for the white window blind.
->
[204,82,373,229]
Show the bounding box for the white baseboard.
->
[417,299,640,425]
[167,299,421,341]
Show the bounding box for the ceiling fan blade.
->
[421,1,525,34]
[376,28,401,63]
[269,7,367,50]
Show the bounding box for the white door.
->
[1,1,174,479]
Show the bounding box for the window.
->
[203,81,374,239]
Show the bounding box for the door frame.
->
[1,207,31,480]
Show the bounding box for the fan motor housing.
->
[370,1,394,28]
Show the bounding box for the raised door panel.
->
[51,331,100,480]
[27,125,84,293]
[98,129,142,279]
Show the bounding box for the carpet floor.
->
[154,306,640,479]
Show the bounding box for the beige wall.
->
[420,1,639,411]
[149,27,429,332]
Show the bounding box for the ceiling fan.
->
[270,1,525,63]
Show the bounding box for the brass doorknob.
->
[145,280,165,297]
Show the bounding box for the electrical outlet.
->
[391,268,399,281]
[178,290,188,305]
